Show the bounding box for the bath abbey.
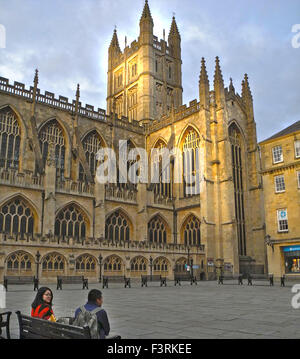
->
[0,0,267,283]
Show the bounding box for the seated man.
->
[74,289,110,339]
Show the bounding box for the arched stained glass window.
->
[79,130,105,181]
[148,215,168,244]
[55,204,87,238]
[182,215,201,246]
[105,210,130,242]
[0,107,21,169]
[229,123,246,256]
[39,119,65,179]
[181,128,200,197]
[0,197,34,235]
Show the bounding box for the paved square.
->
[2,280,300,339]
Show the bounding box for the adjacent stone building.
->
[0,0,266,283]
[259,121,300,279]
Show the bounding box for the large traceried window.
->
[103,255,123,272]
[79,130,105,181]
[0,197,34,235]
[0,107,21,169]
[182,215,201,246]
[105,210,130,242]
[42,253,65,272]
[175,257,188,273]
[6,251,33,272]
[75,254,96,272]
[148,215,168,244]
[229,123,246,256]
[54,204,87,238]
[152,139,172,199]
[39,119,65,179]
[181,127,200,197]
[153,257,169,272]
[130,256,147,271]
[117,140,138,190]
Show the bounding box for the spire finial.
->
[109,27,121,53]
[242,73,253,103]
[214,56,224,88]
[199,57,210,109]
[200,57,209,85]
[169,14,180,39]
[229,77,235,94]
[34,69,39,87]
[140,0,153,23]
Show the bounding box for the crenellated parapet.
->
[0,76,106,123]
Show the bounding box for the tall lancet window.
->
[181,128,200,197]
[152,139,172,199]
[39,119,65,180]
[229,123,246,256]
[0,107,21,170]
[79,130,105,181]
[117,139,137,190]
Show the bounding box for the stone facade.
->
[0,0,266,283]
[259,122,300,279]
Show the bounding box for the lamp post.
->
[98,254,103,283]
[149,256,153,281]
[190,258,194,278]
[35,251,41,282]
[187,246,190,274]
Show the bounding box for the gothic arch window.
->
[181,127,200,197]
[0,107,21,169]
[39,119,66,179]
[130,256,147,271]
[103,255,123,272]
[229,123,246,256]
[153,257,169,272]
[0,197,35,235]
[117,139,138,190]
[181,215,201,246]
[105,210,131,242]
[6,251,33,272]
[75,254,96,272]
[175,257,187,273]
[148,215,168,244]
[79,130,105,181]
[42,253,65,272]
[152,139,172,199]
[54,204,88,238]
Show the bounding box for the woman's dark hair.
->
[88,289,102,303]
[31,287,53,308]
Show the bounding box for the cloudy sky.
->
[0,0,299,141]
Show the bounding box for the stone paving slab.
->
[1,280,300,339]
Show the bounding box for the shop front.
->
[283,245,300,274]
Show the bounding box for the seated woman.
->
[31,287,56,321]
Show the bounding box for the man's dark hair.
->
[88,289,102,303]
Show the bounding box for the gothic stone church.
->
[0,0,266,282]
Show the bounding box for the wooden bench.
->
[174,274,197,286]
[16,311,91,339]
[246,274,274,286]
[279,275,300,287]
[57,276,88,290]
[218,274,243,285]
[0,311,11,339]
[3,276,39,291]
[141,275,167,287]
[102,276,131,289]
